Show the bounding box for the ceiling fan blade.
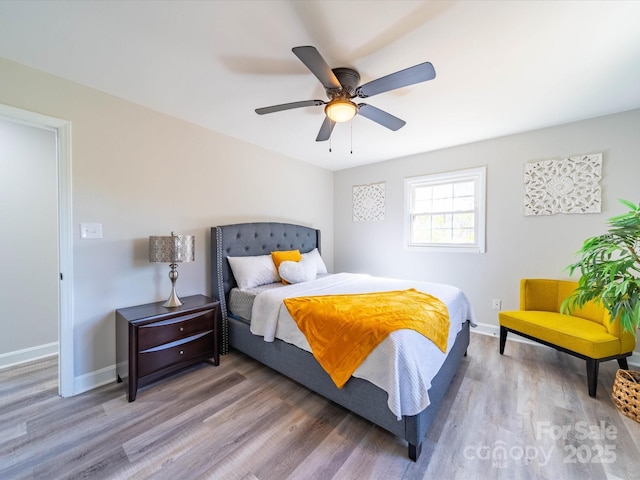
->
[356,62,436,98]
[316,116,336,142]
[357,104,406,131]
[292,46,342,90]
[255,100,324,115]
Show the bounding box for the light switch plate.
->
[80,223,102,239]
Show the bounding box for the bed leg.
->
[408,442,421,461]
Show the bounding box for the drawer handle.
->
[180,327,184,332]
[179,350,184,355]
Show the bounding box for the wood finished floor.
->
[2,333,640,479]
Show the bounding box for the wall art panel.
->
[353,182,385,222]
[524,153,602,216]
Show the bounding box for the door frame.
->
[0,104,73,397]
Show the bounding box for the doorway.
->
[0,104,73,397]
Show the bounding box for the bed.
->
[211,222,473,461]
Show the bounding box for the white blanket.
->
[250,273,476,419]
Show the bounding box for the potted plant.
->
[563,199,640,334]
[562,199,640,420]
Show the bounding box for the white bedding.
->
[249,272,476,419]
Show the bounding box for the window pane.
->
[452,228,474,243]
[412,186,432,213]
[433,197,453,212]
[413,198,432,213]
[432,213,451,228]
[432,227,452,243]
[432,184,452,199]
[414,186,432,201]
[412,214,432,243]
[454,181,474,196]
[452,195,474,211]
[453,212,474,229]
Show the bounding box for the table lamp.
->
[149,232,195,307]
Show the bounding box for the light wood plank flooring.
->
[1,333,640,479]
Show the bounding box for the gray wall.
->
[334,108,640,349]
[0,118,58,361]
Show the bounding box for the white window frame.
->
[404,166,486,253]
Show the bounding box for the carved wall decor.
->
[353,182,385,221]
[524,153,602,216]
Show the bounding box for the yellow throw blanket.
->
[283,288,449,388]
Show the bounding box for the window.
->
[405,166,486,253]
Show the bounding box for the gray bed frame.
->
[211,222,470,461]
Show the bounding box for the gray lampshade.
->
[149,233,195,264]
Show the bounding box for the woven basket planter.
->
[612,369,640,423]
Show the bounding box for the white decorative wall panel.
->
[524,153,602,216]
[353,182,385,221]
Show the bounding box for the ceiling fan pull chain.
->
[329,136,332,153]
[350,122,353,154]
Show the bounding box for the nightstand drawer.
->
[138,309,215,351]
[138,331,215,378]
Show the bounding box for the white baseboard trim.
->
[472,322,640,368]
[0,344,120,396]
[0,342,58,370]
[74,364,118,395]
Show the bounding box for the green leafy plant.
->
[562,199,640,336]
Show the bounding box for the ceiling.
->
[1,1,639,171]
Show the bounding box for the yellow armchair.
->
[499,279,635,397]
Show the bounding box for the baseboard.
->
[73,364,118,395]
[472,321,640,368]
[0,342,58,370]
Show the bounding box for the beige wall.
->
[0,57,334,386]
[334,108,640,351]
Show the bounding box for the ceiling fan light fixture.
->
[325,98,357,123]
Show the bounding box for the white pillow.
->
[278,257,317,284]
[302,248,328,275]
[227,254,279,289]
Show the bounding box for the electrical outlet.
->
[492,299,502,310]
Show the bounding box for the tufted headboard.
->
[211,222,321,353]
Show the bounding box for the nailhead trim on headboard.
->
[214,226,229,355]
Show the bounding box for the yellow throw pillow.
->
[271,250,302,283]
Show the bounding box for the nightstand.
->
[116,294,219,402]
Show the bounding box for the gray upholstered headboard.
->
[211,222,321,353]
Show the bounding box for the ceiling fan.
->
[255,46,436,142]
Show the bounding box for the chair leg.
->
[617,357,629,370]
[499,326,507,354]
[586,359,599,398]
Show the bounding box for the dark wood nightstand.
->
[116,294,219,402]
